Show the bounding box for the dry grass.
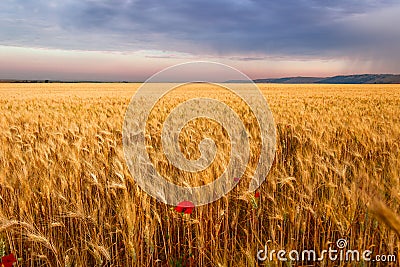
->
[0,83,399,266]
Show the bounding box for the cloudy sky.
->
[1,0,400,81]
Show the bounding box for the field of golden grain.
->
[0,83,399,266]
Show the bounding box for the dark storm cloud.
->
[0,0,400,63]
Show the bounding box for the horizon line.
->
[1,73,400,84]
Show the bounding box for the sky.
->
[1,0,400,81]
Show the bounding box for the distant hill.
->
[227,74,400,84]
[253,77,324,83]
[315,74,400,84]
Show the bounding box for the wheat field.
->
[0,83,399,266]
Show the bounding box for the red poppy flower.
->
[1,253,17,267]
[234,177,240,183]
[254,191,260,198]
[175,201,195,214]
